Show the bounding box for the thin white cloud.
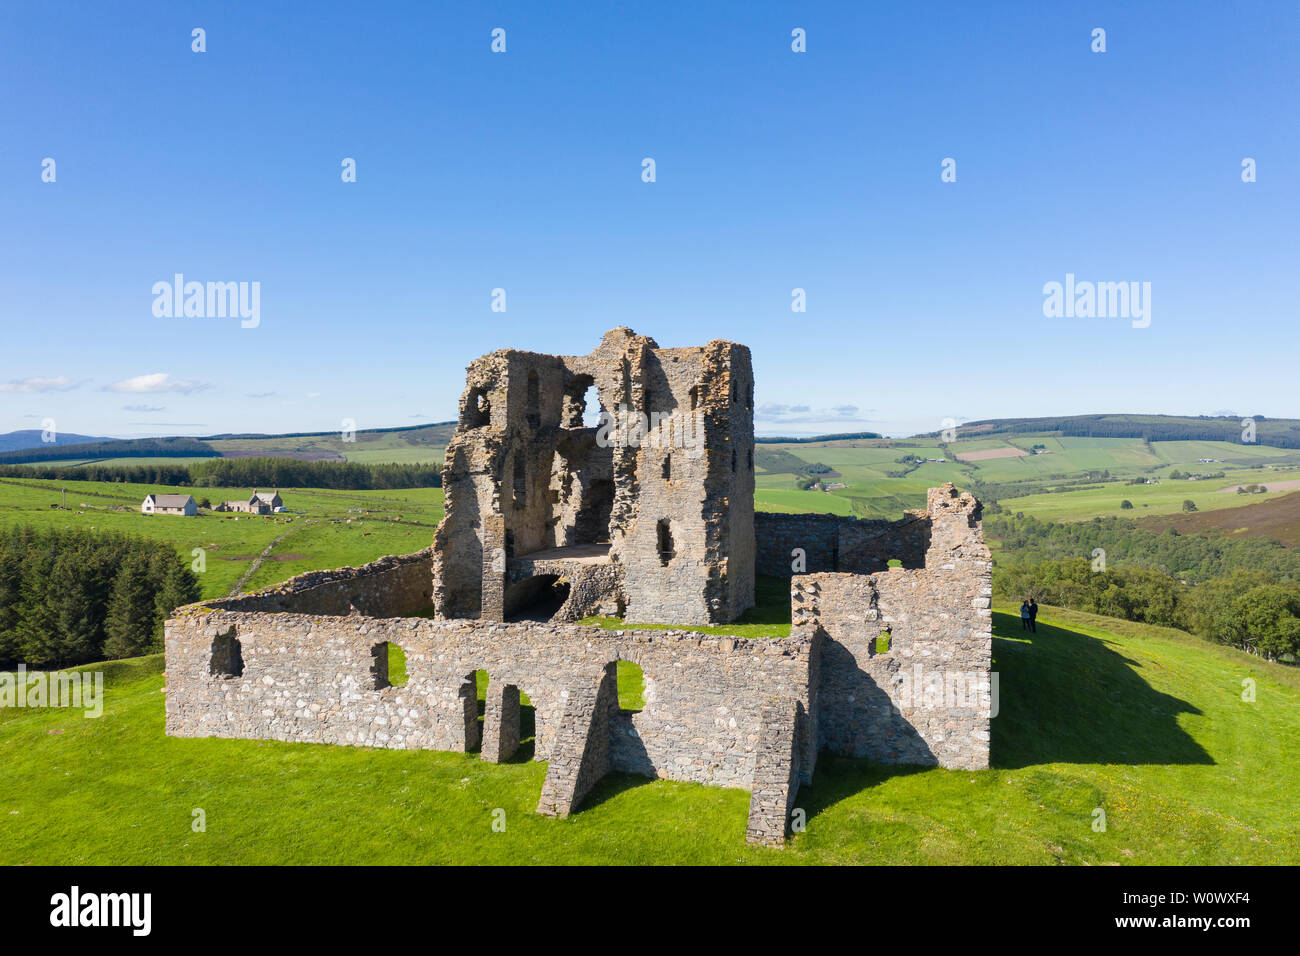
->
[122,404,166,412]
[755,403,876,426]
[0,375,83,393]
[104,372,209,395]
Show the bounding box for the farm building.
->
[215,490,282,515]
[141,493,196,516]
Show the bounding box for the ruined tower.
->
[431,328,756,625]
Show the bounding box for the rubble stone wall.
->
[203,548,435,618]
[791,486,993,770]
[754,511,930,578]
[165,610,814,796]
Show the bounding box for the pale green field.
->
[754,435,1300,522]
[207,423,452,465]
[336,445,446,465]
[999,469,1300,521]
[754,488,854,515]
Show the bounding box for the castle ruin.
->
[165,329,993,847]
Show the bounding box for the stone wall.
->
[203,548,435,618]
[754,510,930,578]
[165,609,812,840]
[432,329,755,627]
[791,485,993,770]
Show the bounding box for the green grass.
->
[1000,469,1300,522]
[3,604,1297,863]
[580,575,792,639]
[207,423,452,466]
[752,435,1300,522]
[0,477,444,599]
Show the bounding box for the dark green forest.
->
[0,458,442,490]
[0,527,200,668]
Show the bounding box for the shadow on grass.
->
[795,757,931,820]
[990,611,1212,769]
[580,770,659,811]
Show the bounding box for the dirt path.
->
[226,518,311,597]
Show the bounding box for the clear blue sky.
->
[1,1,1296,438]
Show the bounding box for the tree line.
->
[0,527,200,668]
[0,457,442,490]
[995,559,1300,662]
[987,513,1300,584]
[952,414,1300,448]
[0,436,219,465]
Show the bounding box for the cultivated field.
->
[756,434,1300,523]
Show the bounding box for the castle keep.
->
[165,329,993,847]
[432,327,754,626]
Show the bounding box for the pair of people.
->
[1019,598,1038,632]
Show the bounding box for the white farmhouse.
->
[141,493,197,516]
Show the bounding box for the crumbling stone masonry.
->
[165,330,992,848]
[431,327,755,627]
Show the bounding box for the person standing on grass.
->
[1028,598,1039,633]
[1020,600,1032,631]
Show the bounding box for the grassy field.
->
[2,604,1296,864]
[754,434,1300,523]
[207,423,452,465]
[0,476,443,598]
[997,469,1300,521]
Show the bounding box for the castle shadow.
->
[793,609,1213,828]
[989,610,1212,769]
[578,770,658,812]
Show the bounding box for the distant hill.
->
[0,436,219,465]
[921,414,1300,449]
[0,422,457,466]
[0,430,111,453]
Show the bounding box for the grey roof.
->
[146,493,194,508]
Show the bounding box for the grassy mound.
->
[2,606,1296,864]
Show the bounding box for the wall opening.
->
[513,454,527,508]
[504,574,572,621]
[876,629,892,655]
[661,453,671,481]
[463,387,490,428]
[563,374,601,428]
[573,478,614,544]
[731,448,737,473]
[209,630,243,678]
[657,519,674,565]
[617,660,646,712]
[688,385,699,411]
[369,641,408,689]
[526,370,541,429]
[474,669,489,734]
